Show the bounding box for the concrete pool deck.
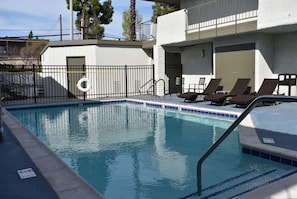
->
[1,95,297,198]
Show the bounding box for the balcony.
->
[141,0,259,45]
[142,0,297,47]
[186,0,258,39]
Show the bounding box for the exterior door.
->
[215,44,255,91]
[66,57,85,98]
[165,52,182,94]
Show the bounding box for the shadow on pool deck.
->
[0,127,59,199]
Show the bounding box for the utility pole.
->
[129,0,136,41]
[81,0,88,40]
[70,0,73,40]
[60,14,63,41]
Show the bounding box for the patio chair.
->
[178,78,222,102]
[187,77,206,92]
[196,77,206,93]
[229,79,279,107]
[204,78,251,105]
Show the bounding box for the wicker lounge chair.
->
[229,79,279,107]
[204,78,251,105]
[178,79,222,102]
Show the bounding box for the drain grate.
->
[17,168,37,179]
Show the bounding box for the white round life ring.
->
[77,77,92,92]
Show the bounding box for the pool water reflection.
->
[9,103,294,199]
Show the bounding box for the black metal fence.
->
[0,64,154,104]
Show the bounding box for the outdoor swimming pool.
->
[9,102,296,199]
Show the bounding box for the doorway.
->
[165,52,182,94]
[215,43,255,91]
[66,56,85,98]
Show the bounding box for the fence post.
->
[33,64,37,103]
[125,65,128,98]
[83,64,86,101]
[153,64,155,96]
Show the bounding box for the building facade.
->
[145,0,297,95]
[41,40,154,99]
[41,0,297,97]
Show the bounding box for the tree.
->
[151,3,179,23]
[65,0,114,39]
[129,0,136,41]
[28,30,33,39]
[122,9,142,40]
[20,41,48,65]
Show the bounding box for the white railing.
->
[138,20,156,41]
[186,0,258,32]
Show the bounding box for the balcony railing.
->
[186,0,258,32]
[138,20,156,42]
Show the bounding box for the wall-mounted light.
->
[201,49,205,57]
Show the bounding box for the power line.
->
[1,33,80,40]
[1,32,125,41]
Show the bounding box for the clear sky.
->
[0,0,154,41]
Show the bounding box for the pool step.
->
[201,169,276,198]
[199,168,296,199]
[180,168,297,199]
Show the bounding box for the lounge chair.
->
[178,79,222,102]
[230,79,279,107]
[204,78,251,105]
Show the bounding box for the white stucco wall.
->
[95,46,150,65]
[258,0,297,30]
[273,32,297,74]
[154,45,166,96]
[273,32,297,95]
[42,45,150,66]
[181,44,213,91]
[157,9,187,45]
[255,34,275,90]
[42,45,97,65]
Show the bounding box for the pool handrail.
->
[138,78,155,94]
[146,79,166,99]
[197,95,297,196]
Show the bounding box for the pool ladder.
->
[138,79,166,100]
[197,95,297,196]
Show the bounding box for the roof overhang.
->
[143,0,180,5]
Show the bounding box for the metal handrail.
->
[138,79,154,94]
[146,79,166,98]
[197,95,297,196]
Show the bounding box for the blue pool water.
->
[9,102,296,198]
